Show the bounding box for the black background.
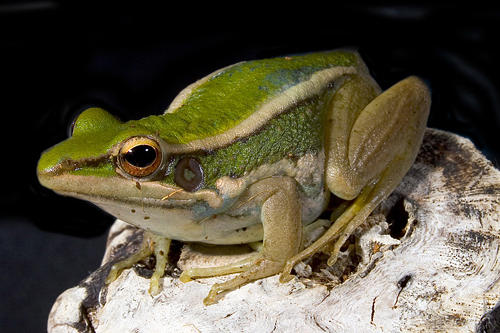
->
[1,3,499,332]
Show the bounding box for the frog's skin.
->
[37,51,430,305]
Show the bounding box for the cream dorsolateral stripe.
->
[164,66,357,154]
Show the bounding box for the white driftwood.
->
[48,129,500,333]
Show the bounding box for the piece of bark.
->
[48,129,500,333]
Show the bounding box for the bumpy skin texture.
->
[37,51,431,304]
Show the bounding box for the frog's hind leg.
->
[106,231,171,295]
[281,76,430,282]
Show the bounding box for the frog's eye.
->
[174,157,204,192]
[118,137,163,178]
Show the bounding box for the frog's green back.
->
[134,51,359,145]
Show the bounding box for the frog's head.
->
[37,108,233,240]
[38,108,169,186]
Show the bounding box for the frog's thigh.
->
[322,76,430,258]
[324,74,382,200]
[281,77,430,280]
[325,75,430,200]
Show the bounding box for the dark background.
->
[1,3,499,332]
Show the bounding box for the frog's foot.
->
[180,254,285,305]
[106,231,171,296]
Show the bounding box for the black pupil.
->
[125,145,157,167]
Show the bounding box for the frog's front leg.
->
[179,176,302,305]
[106,231,171,295]
[281,75,431,281]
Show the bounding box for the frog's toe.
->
[279,261,297,283]
[105,261,131,284]
[279,271,295,283]
[179,270,194,283]
[180,257,255,282]
[148,279,161,295]
[327,252,340,266]
[105,266,121,284]
[148,266,164,295]
[203,284,223,306]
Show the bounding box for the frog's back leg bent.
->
[281,74,431,281]
[180,176,303,305]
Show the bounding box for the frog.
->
[37,51,431,305]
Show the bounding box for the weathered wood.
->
[48,129,500,333]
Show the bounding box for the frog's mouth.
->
[37,171,224,210]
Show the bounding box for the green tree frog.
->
[37,51,430,305]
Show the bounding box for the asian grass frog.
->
[37,51,430,305]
